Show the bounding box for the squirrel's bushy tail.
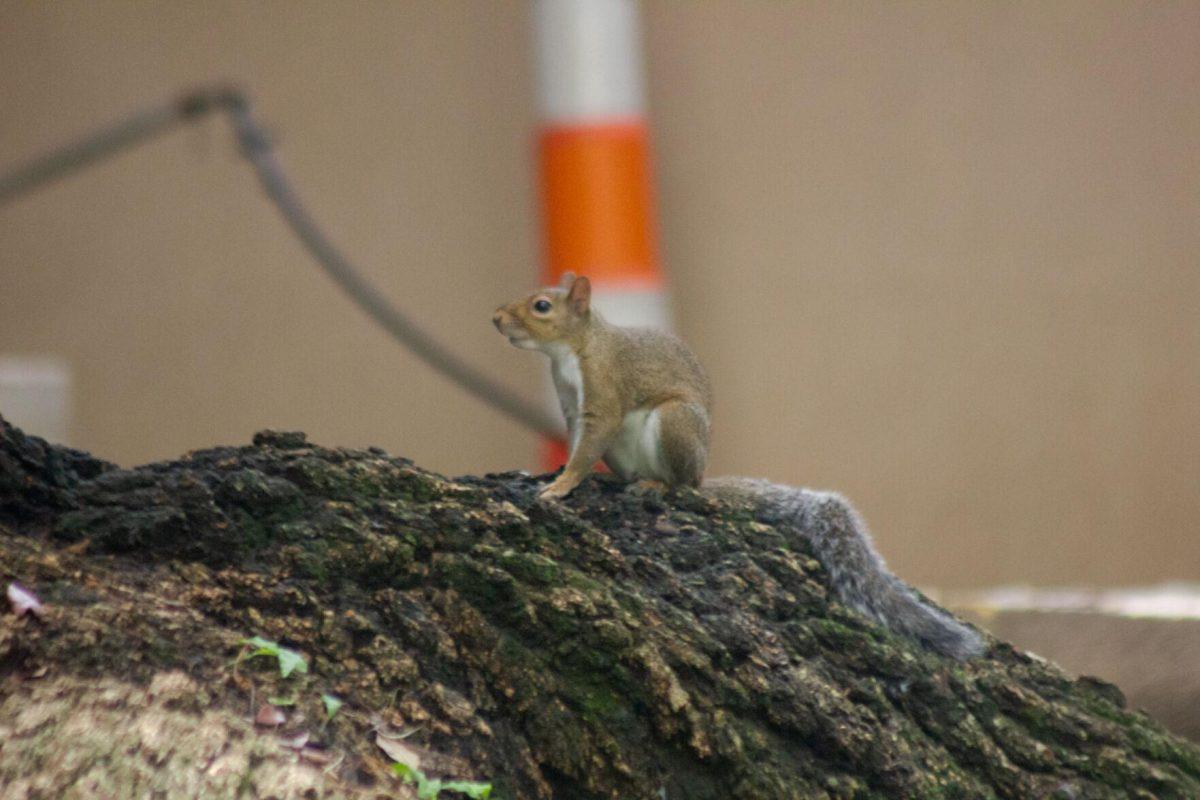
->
[704,477,985,661]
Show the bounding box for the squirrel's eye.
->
[533,299,552,314]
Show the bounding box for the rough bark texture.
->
[1,415,1197,799]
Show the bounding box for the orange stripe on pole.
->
[538,120,661,289]
[541,438,571,472]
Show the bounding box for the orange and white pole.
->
[533,0,669,468]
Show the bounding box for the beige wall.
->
[1,2,1197,590]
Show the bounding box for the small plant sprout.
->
[321,693,343,719]
[237,636,308,678]
[392,762,492,800]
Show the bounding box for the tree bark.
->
[1,415,1196,799]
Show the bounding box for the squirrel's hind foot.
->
[626,478,670,496]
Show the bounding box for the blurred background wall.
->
[1,1,1196,591]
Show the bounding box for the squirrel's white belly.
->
[549,349,584,452]
[605,407,667,482]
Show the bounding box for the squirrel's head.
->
[493,273,592,352]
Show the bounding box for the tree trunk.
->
[1,416,1196,799]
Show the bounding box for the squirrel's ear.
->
[567,275,591,315]
[558,271,577,290]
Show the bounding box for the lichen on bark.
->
[1,416,1197,799]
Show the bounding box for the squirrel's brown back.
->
[582,322,712,415]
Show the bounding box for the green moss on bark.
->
[1,415,1198,799]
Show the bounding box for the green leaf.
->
[238,635,307,678]
[267,696,296,706]
[391,762,493,799]
[442,780,493,799]
[393,763,436,797]
[240,635,277,651]
[321,694,343,719]
[275,647,307,677]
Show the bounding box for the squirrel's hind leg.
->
[655,400,710,488]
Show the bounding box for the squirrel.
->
[492,273,985,660]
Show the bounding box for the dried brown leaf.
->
[375,732,421,769]
[279,730,309,749]
[254,704,286,727]
[7,582,44,618]
[299,746,332,764]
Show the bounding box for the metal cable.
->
[0,87,562,436]
[0,103,185,203]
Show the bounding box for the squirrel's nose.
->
[492,311,505,331]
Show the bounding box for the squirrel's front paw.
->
[538,477,578,501]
